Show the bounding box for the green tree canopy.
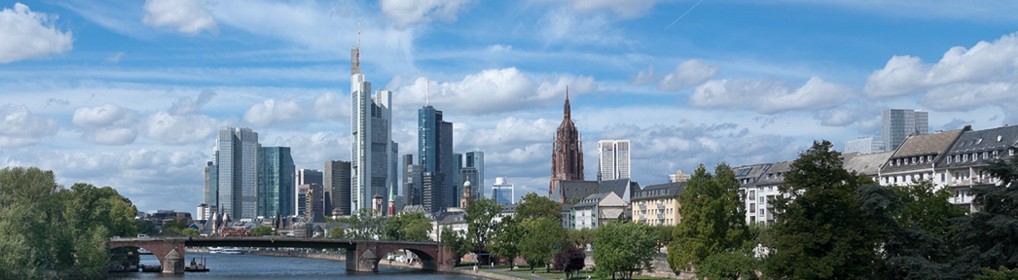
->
[489,216,523,269]
[250,225,274,236]
[553,246,586,279]
[515,192,560,222]
[594,221,658,280]
[381,212,432,242]
[763,140,878,279]
[668,163,750,278]
[519,216,565,272]
[952,157,1018,277]
[347,208,383,240]
[465,197,503,252]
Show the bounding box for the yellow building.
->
[631,182,685,226]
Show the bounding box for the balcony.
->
[656,201,665,208]
[638,203,647,210]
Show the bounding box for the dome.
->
[463,180,472,188]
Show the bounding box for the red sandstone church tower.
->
[550,87,584,199]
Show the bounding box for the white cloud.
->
[168,89,216,115]
[380,0,473,29]
[72,103,139,145]
[659,59,718,91]
[243,99,303,127]
[312,92,349,120]
[538,9,619,46]
[270,132,351,169]
[145,111,223,145]
[690,76,856,114]
[391,68,596,115]
[487,44,512,52]
[142,0,218,35]
[0,104,58,147]
[0,3,73,63]
[632,66,655,85]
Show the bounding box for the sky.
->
[2,0,1018,214]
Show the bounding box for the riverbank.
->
[247,250,523,279]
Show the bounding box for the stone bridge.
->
[108,237,455,274]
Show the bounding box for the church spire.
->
[563,86,571,119]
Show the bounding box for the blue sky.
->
[2,0,1018,213]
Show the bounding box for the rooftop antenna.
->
[426,79,431,106]
[357,18,361,49]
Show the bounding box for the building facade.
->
[630,182,684,226]
[419,105,455,212]
[491,177,514,206]
[550,87,584,198]
[257,146,294,217]
[213,127,259,219]
[882,109,930,152]
[845,136,885,154]
[465,151,485,198]
[350,42,397,216]
[324,160,351,216]
[597,140,630,181]
[204,160,218,208]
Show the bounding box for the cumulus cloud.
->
[540,0,660,19]
[538,9,619,46]
[72,104,139,145]
[659,60,718,91]
[145,111,223,145]
[312,92,349,120]
[142,0,218,35]
[244,99,304,127]
[271,132,351,169]
[632,66,655,85]
[0,104,58,147]
[380,0,473,29]
[391,68,596,115]
[690,76,856,114]
[168,89,216,115]
[0,3,73,63]
[458,117,556,149]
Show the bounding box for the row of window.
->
[888,155,935,167]
[946,149,1014,164]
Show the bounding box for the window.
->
[940,173,945,182]
[963,154,968,162]
[947,156,952,164]
[749,190,756,200]
[983,152,989,160]
[750,203,756,212]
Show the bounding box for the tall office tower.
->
[465,151,484,198]
[459,167,479,207]
[325,160,352,216]
[214,127,259,219]
[550,87,584,197]
[304,183,325,222]
[882,109,930,152]
[204,160,218,207]
[294,169,323,215]
[257,147,294,217]
[350,39,397,215]
[597,140,631,181]
[453,153,463,208]
[491,177,514,206]
[419,105,455,212]
[402,154,424,206]
[844,137,885,154]
[422,172,435,212]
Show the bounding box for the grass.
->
[494,268,670,280]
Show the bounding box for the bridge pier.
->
[162,247,185,274]
[108,238,186,274]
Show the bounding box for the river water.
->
[114,253,481,279]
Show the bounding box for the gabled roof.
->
[882,128,967,174]
[632,182,685,201]
[732,163,772,187]
[756,161,792,186]
[558,179,634,204]
[842,151,893,176]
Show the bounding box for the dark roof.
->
[756,161,791,186]
[842,151,893,176]
[632,182,685,201]
[732,163,772,187]
[558,179,634,204]
[938,125,1018,168]
[882,128,967,174]
[575,193,609,207]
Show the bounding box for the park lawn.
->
[499,268,669,280]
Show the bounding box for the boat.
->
[138,248,153,255]
[185,256,210,272]
[222,247,244,255]
[208,247,223,254]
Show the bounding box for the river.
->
[113,252,483,279]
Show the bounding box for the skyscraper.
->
[204,160,218,208]
[491,177,514,206]
[419,105,455,212]
[465,151,484,198]
[325,160,351,216]
[597,140,630,181]
[882,109,929,152]
[402,154,423,206]
[550,87,584,198]
[214,127,259,219]
[295,169,323,215]
[350,38,397,215]
[257,146,294,217]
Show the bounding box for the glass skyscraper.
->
[212,127,259,219]
[419,105,455,212]
[491,177,514,206]
[465,151,484,198]
[598,140,631,181]
[882,109,930,152]
[258,146,294,218]
[350,42,396,215]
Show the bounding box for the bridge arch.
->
[108,239,185,274]
[350,241,455,272]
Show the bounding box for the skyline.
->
[2,0,1018,213]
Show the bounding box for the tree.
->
[347,208,383,240]
[553,246,587,279]
[668,163,750,278]
[519,217,564,272]
[566,227,594,247]
[653,225,673,248]
[441,226,470,265]
[952,157,1018,277]
[250,225,274,236]
[763,140,878,279]
[327,226,347,239]
[594,221,658,280]
[515,192,560,222]
[465,197,503,252]
[490,216,524,270]
[381,212,432,241]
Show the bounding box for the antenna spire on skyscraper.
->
[426,79,431,106]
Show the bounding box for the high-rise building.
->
[597,140,630,181]
[257,146,294,218]
[550,87,584,199]
[402,154,424,206]
[213,127,259,219]
[453,152,463,208]
[882,109,929,152]
[350,40,397,215]
[491,177,514,206]
[845,137,885,154]
[419,105,455,212]
[204,160,218,208]
[325,160,352,216]
[465,151,485,198]
[295,169,323,215]
[304,183,326,222]
[459,167,479,207]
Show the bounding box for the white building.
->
[350,40,397,215]
[845,136,885,154]
[568,192,626,229]
[491,177,514,205]
[597,140,631,181]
